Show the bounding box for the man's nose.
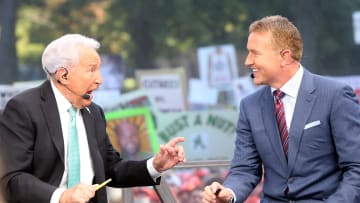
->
[95,70,103,85]
[244,53,253,67]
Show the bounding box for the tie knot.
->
[68,107,77,118]
[273,90,285,100]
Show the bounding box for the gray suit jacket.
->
[224,70,360,203]
[0,80,160,203]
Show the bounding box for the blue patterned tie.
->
[67,107,80,188]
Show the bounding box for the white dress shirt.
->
[271,65,304,130]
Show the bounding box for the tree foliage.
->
[0,0,18,84]
[0,0,360,83]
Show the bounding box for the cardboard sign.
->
[136,68,187,112]
[156,110,238,161]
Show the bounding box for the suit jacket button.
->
[288,177,295,184]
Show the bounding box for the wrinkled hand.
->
[60,183,97,203]
[153,137,186,172]
[202,182,233,203]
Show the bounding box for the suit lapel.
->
[82,107,108,203]
[261,87,288,168]
[81,107,100,159]
[288,70,316,173]
[81,107,105,179]
[40,81,65,164]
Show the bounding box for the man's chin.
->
[253,78,262,85]
[80,100,92,109]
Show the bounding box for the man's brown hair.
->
[249,15,303,61]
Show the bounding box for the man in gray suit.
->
[202,15,360,203]
[0,34,185,203]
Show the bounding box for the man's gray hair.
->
[41,34,100,76]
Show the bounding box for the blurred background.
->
[1,0,360,84]
[1,0,360,203]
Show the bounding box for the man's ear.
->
[280,49,295,66]
[55,67,69,84]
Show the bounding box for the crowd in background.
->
[130,167,263,203]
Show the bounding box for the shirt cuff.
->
[224,188,236,203]
[146,157,161,179]
[50,188,66,203]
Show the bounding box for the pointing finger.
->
[166,137,185,147]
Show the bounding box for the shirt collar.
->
[50,80,73,114]
[271,65,304,98]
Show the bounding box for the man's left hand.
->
[153,137,186,172]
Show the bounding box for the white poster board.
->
[353,11,360,45]
[136,68,187,112]
[0,85,28,110]
[232,74,259,109]
[188,78,218,106]
[99,54,125,90]
[198,44,238,90]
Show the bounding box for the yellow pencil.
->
[95,178,112,191]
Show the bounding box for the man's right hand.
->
[202,182,233,203]
[60,183,97,203]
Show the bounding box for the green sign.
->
[156,110,238,161]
